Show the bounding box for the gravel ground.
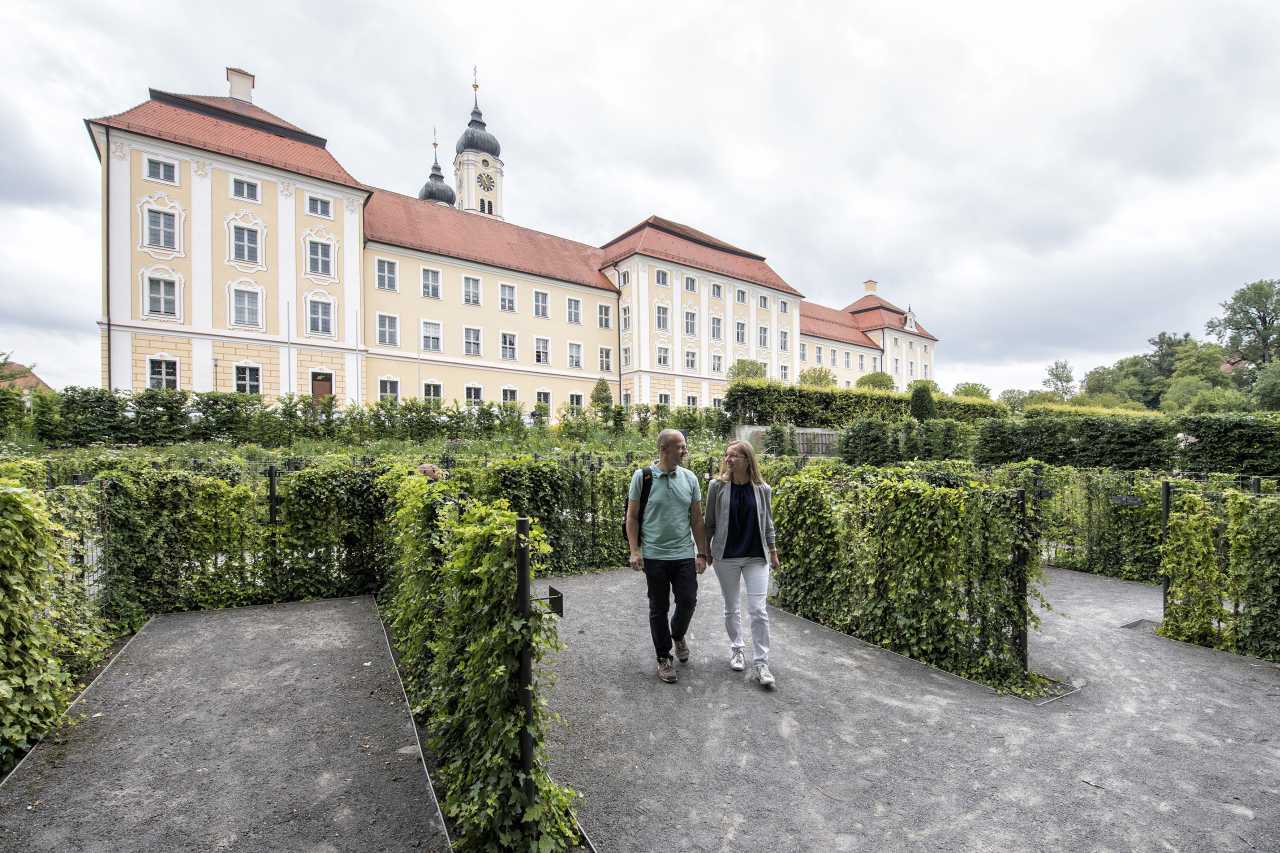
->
[0,597,448,853]
[538,566,1280,852]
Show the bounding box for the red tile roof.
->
[364,189,617,293]
[155,91,312,135]
[798,301,882,349]
[843,293,907,314]
[86,98,362,189]
[852,307,937,341]
[0,362,52,392]
[600,216,803,297]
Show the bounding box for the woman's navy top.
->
[724,481,765,559]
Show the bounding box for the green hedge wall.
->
[384,485,579,850]
[772,466,1039,692]
[974,416,1176,470]
[724,380,1007,427]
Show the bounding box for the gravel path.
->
[0,597,448,853]
[539,567,1280,852]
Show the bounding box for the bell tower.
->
[453,69,503,218]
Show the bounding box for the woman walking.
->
[704,440,779,688]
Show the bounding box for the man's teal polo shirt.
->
[629,464,702,560]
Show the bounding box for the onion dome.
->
[455,77,501,158]
[418,131,456,205]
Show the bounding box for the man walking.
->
[626,429,711,683]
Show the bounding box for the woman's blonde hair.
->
[718,440,764,485]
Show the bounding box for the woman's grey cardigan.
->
[703,478,776,562]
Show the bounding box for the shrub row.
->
[772,465,1039,692]
[724,379,1008,427]
[7,387,732,449]
[839,418,973,465]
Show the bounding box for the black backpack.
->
[621,467,653,542]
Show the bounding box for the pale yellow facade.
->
[92,70,937,417]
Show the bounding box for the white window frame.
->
[534,336,551,365]
[845,351,852,369]
[759,294,769,310]
[712,354,723,373]
[420,319,443,353]
[301,228,338,283]
[568,393,585,411]
[304,290,337,338]
[378,377,400,402]
[735,322,746,345]
[306,193,334,219]
[227,280,264,331]
[138,193,185,260]
[800,342,807,361]
[465,384,483,407]
[685,350,697,371]
[144,155,179,186]
[620,270,630,286]
[622,346,631,367]
[533,289,550,319]
[147,353,181,390]
[420,266,442,299]
[226,210,267,273]
[736,288,746,304]
[567,341,583,369]
[423,381,443,406]
[500,331,518,361]
[657,346,670,368]
[621,304,631,331]
[684,311,698,338]
[567,297,582,325]
[598,303,612,329]
[657,392,671,406]
[655,268,669,287]
[780,299,788,314]
[779,330,789,352]
[758,326,769,349]
[816,345,823,363]
[464,326,483,356]
[139,266,184,323]
[686,395,698,408]
[535,389,552,411]
[655,305,669,332]
[711,316,722,341]
[859,354,866,371]
[500,283,517,313]
[501,386,519,404]
[234,362,262,394]
[376,258,399,292]
[712,283,722,299]
[599,346,612,373]
[684,275,697,293]
[780,365,789,381]
[463,275,482,306]
[376,312,400,348]
[230,176,260,203]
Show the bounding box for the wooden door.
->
[311,372,334,398]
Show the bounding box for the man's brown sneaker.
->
[657,658,678,683]
[673,638,690,663]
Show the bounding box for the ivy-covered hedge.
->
[772,466,1039,691]
[724,379,1008,427]
[1,482,111,776]
[384,481,579,850]
[1158,491,1280,662]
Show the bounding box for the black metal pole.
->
[516,516,535,813]
[268,464,280,598]
[1251,477,1261,496]
[1160,480,1171,614]
[1015,488,1029,674]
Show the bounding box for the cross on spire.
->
[472,65,479,107]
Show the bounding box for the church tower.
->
[454,72,503,218]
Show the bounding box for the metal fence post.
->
[267,464,281,598]
[1015,488,1029,674]
[1160,480,1171,613]
[1251,477,1261,496]
[515,516,535,814]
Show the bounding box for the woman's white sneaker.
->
[729,648,746,671]
[751,663,775,688]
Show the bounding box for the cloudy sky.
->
[3,0,1279,393]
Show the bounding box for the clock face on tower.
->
[477,173,495,192]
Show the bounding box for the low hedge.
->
[724,380,1007,427]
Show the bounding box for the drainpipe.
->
[104,128,112,388]
[612,264,624,404]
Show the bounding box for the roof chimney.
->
[226,67,255,102]
[864,279,878,293]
